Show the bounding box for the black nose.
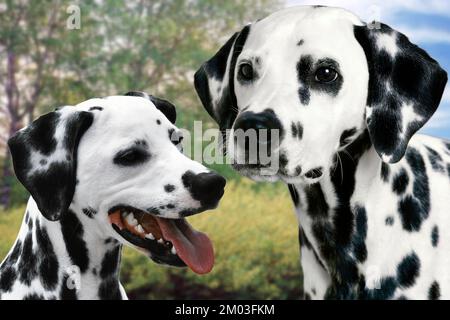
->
[233,110,283,145]
[182,171,226,208]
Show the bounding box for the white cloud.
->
[286,1,450,45]
[286,0,450,19]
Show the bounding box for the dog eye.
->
[238,62,254,81]
[315,67,338,83]
[114,148,150,166]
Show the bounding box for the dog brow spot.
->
[89,106,103,111]
[164,184,175,193]
[156,119,161,125]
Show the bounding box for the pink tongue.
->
[155,217,214,274]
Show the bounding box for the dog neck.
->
[0,199,125,300]
[292,130,379,298]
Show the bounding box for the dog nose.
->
[182,171,226,207]
[233,110,282,145]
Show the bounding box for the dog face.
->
[8,93,225,274]
[195,6,447,184]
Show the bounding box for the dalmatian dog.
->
[194,6,449,299]
[0,92,225,300]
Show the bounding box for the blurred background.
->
[0,0,448,299]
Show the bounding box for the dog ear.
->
[354,23,447,163]
[125,91,176,124]
[7,109,94,221]
[194,25,251,130]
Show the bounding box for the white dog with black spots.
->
[194,6,449,299]
[0,92,225,300]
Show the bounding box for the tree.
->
[0,0,68,207]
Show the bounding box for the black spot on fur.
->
[339,128,357,148]
[279,153,288,169]
[36,220,59,291]
[398,195,424,232]
[156,119,161,125]
[82,207,97,218]
[426,146,445,172]
[18,232,38,285]
[385,216,394,226]
[397,148,430,232]
[60,210,89,273]
[0,266,17,292]
[360,276,397,300]
[396,252,420,288]
[353,205,368,263]
[428,281,440,300]
[304,183,329,218]
[23,293,45,300]
[100,246,120,279]
[297,39,304,46]
[98,278,122,300]
[392,168,409,195]
[447,163,450,179]
[89,106,103,111]
[291,122,303,140]
[27,216,33,229]
[431,225,439,247]
[164,184,175,193]
[380,163,390,182]
[166,203,175,209]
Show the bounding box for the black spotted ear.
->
[7,109,93,221]
[354,23,447,163]
[125,91,176,124]
[194,25,251,130]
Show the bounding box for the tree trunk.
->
[0,121,19,208]
[0,50,20,208]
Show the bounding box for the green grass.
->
[0,179,302,299]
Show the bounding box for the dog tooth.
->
[135,225,144,234]
[157,238,164,244]
[171,246,177,255]
[145,233,155,240]
[126,214,137,226]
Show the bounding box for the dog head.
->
[8,92,226,274]
[194,6,447,184]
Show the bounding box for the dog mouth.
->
[108,206,214,274]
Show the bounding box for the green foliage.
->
[0,180,302,299]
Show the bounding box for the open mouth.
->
[109,206,214,274]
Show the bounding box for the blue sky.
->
[286,0,450,139]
